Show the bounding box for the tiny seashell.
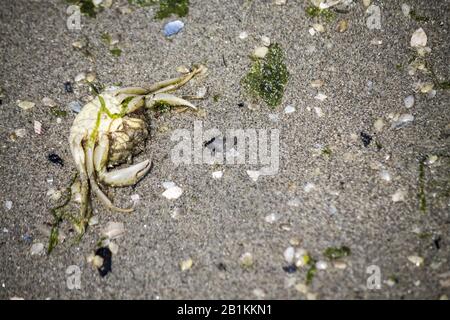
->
[308,28,316,36]
[246,170,261,182]
[261,36,270,47]
[180,258,193,271]
[17,100,35,110]
[284,105,295,114]
[30,243,44,255]
[337,20,348,33]
[131,194,140,205]
[373,118,385,132]
[314,93,327,101]
[4,201,12,210]
[284,246,295,264]
[265,213,281,224]
[68,100,82,113]
[163,20,184,37]
[312,23,325,33]
[411,28,427,48]
[212,171,223,179]
[74,73,86,83]
[419,83,434,94]
[176,65,190,74]
[196,86,207,98]
[14,128,27,138]
[102,222,125,239]
[238,31,248,39]
[108,242,119,255]
[392,189,407,202]
[401,3,411,16]
[391,114,414,129]
[404,95,415,109]
[426,155,438,165]
[310,79,324,88]
[239,252,254,268]
[316,260,328,270]
[314,106,324,117]
[34,121,42,135]
[379,170,392,182]
[408,255,424,267]
[72,40,86,49]
[162,186,183,199]
[88,215,99,226]
[46,188,62,201]
[303,182,315,193]
[85,72,96,83]
[162,181,176,189]
[253,46,269,59]
[42,97,56,107]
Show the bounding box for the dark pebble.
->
[282,264,297,273]
[48,153,64,166]
[434,236,441,250]
[64,81,73,93]
[217,263,227,271]
[360,131,372,147]
[95,247,112,277]
[238,102,244,108]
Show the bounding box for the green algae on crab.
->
[241,43,289,108]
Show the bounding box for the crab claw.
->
[101,160,151,187]
[94,134,151,187]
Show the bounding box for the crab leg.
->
[85,143,133,213]
[93,134,152,187]
[70,140,91,233]
[147,65,207,94]
[146,93,197,110]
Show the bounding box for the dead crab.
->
[68,64,206,233]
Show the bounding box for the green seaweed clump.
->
[324,246,351,260]
[410,10,429,22]
[101,33,122,57]
[155,0,189,19]
[110,48,122,57]
[66,0,98,18]
[128,0,158,6]
[241,43,289,108]
[305,5,335,21]
[128,0,189,19]
[305,257,317,285]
